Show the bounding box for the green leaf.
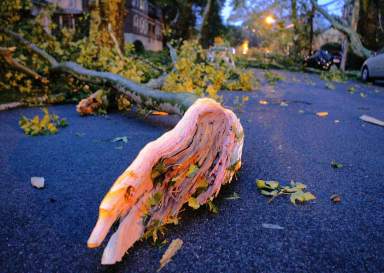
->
[207,200,218,214]
[152,160,167,185]
[260,190,278,196]
[256,179,279,190]
[256,179,266,189]
[331,160,343,169]
[186,164,199,178]
[58,119,68,127]
[290,190,316,205]
[149,192,163,207]
[225,192,240,200]
[168,178,177,187]
[188,197,200,209]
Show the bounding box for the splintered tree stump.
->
[87,98,244,264]
[2,30,245,265]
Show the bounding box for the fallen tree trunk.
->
[3,30,244,265]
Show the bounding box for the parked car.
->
[361,49,384,82]
[304,50,341,70]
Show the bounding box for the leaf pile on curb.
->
[256,179,316,205]
[19,108,68,136]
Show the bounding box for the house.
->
[124,0,163,51]
[31,0,87,32]
[32,0,163,51]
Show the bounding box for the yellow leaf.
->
[290,190,316,205]
[256,179,266,189]
[259,100,268,105]
[256,179,279,190]
[186,164,199,178]
[316,112,328,117]
[188,197,200,209]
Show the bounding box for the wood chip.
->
[152,111,169,116]
[158,239,183,271]
[359,115,384,127]
[316,112,328,117]
[31,177,45,189]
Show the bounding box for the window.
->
[139,0,146,11]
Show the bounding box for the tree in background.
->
[229,0,314,60]
[200,0,226,48]
[88,0,125,50]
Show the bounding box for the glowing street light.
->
[241,40,249,55]
[265,15,276,25]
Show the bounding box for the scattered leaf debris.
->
[31,177,45,189]
[330,194,341,204]
[19,108,67,136]
[256,179,316,205]
[259,100,268,105]
[262,223,284,230]
[158,239,183,272]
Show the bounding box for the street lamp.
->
[265,15,276,25]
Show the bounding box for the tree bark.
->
[197,0,212,41]
[340,0,360,71]
[310,0,371,59]
[291,0,299,58]
[308,1,315,55]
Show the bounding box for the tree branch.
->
[310,0,371,58]
[1,29,59,66]
[3,30,198,115]
[0,47,49,83]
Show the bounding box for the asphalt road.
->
[1,69,383,273]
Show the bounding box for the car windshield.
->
[321,50,332,59]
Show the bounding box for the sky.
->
[221,0,343,25]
